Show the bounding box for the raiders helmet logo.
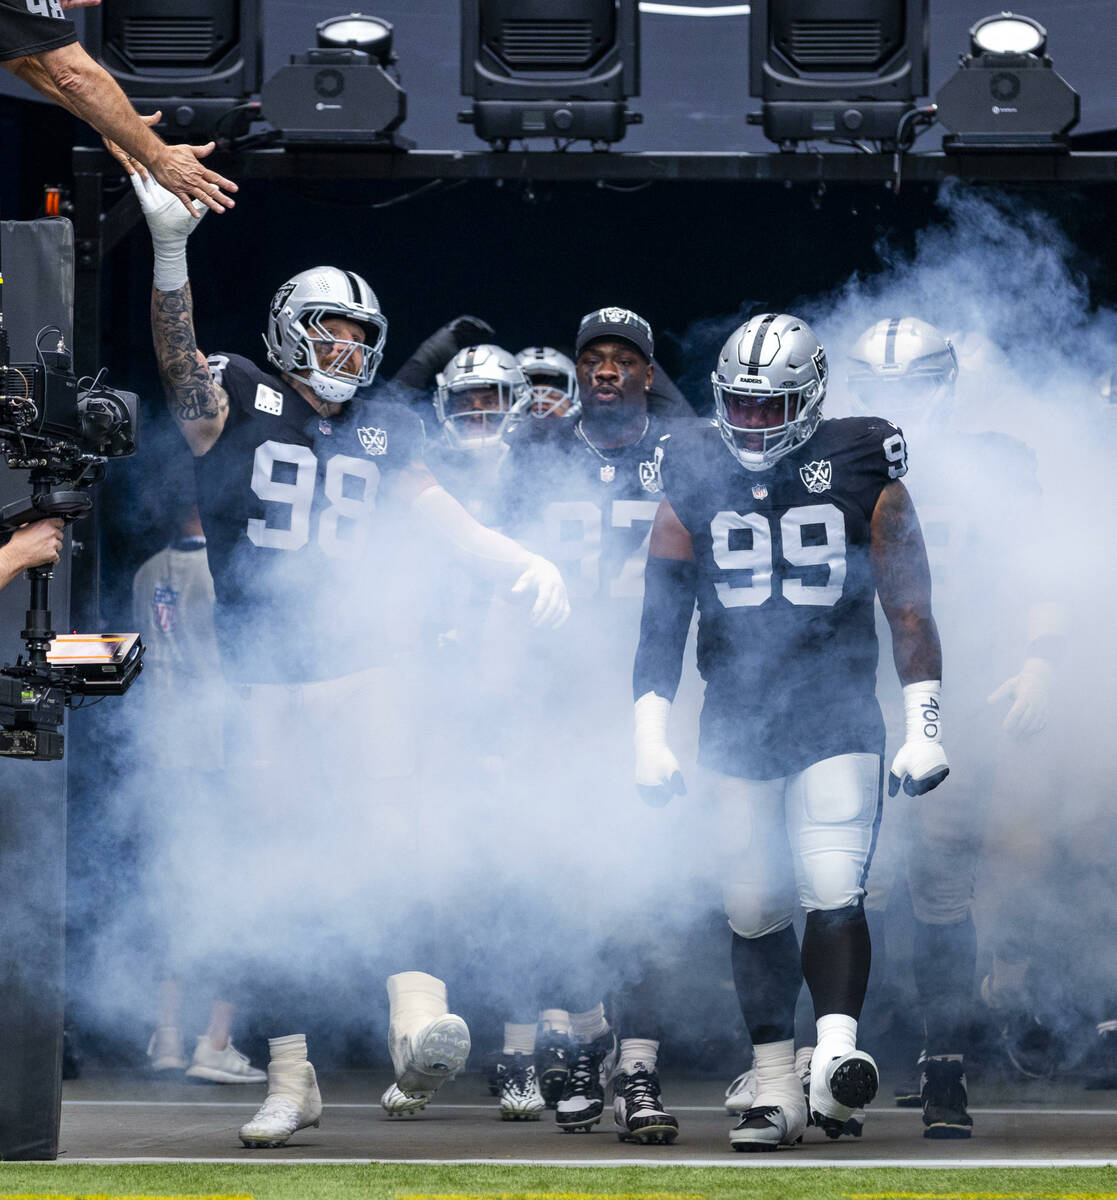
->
[358,426,388,456]
[799,459,832,493]
[270,281,297,319]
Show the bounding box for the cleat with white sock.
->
[729,1039,807,1152]
[146,1026,186,1072]
[556,1030,617,1132]
[238,1058,322,1148]
[724,1066,758,1115]
[387,972,471,1098]
[185,1035,266,1084]
[796,1046,865,1137]
[380,1083,430,1116]
[499,1054,546,1120]
[613,1064,679,1144]
[809,1049,878,1138]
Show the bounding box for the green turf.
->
[0,1164,1116,1200]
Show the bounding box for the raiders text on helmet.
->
[847,317,958,426]
[263,266,387,404]
[711,313,828,472]
[434,344,532,452]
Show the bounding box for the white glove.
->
[987,656,1051,740]
[888,680,950,797]
[634,691,686,806]
[130,171,206,290]
[509,554,569,629]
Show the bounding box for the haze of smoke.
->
[72,182,1116,1065]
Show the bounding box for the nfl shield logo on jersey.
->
[358,426,388,456]
[152,585,178,634]
[752,483,768,500]
[799,459,832,494]
[639,459,661,494]
[599,464,616,482]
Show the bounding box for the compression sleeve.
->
[632,556,697,702]
[410,483,534,582]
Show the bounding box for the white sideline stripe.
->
[46,1156,1117,1168]
[61,1100,1117,1116]
[639,3,751,14]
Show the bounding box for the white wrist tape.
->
[902,679,943,745]
[152,242,189,292]
[634,691,671,753]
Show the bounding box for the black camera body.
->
[0,322,143,760]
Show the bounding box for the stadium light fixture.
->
[459,0,642,151]
[317,13,395,66]
[747,0,929,150]
[935,10,1078,152]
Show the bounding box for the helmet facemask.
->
[713,376,825,472]
[290,309,386,404]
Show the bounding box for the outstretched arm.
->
[151,286,228,456]
[404,476,569,629]
[132,174,229,455]
[5,41,235,216]
[871,480,949,797]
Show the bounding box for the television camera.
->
[0,307,143,760]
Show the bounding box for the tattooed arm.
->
[151,283,229,456]
[871,479,942,685]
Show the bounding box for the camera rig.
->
[0,306,143,760]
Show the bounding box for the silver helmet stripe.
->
[884,316,901,365]
[746,313,778,373]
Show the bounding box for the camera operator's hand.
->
[0,520,65,590]
[131,171,207,291]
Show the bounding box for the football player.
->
[502,346,581,435]
[846,316,1059,1135]
[493,307,686,1144]
[632,312,950,1151]
[131,172,570,1148]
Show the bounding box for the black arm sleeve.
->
[391,324,462,392]
[391,315,495,392]
[633,556,697,702]
[648,359,697,418]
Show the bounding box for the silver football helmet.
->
[847,317,958,427]
[513,346,580,420]
[263,266,387,404]
[711,313,827,472]
[434,344,531,452]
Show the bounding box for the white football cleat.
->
[809,1049,878,1139]
[185,1035,267,1084]
[146,1026,186,1072]
[724,1066,758,1114]
[380,1083,430,1117]
[387,973,470,1098]
[390,1013,471,1096]
[500,1054,546,1121]
[729,1072,807,1152]
[238,1060,322,1148]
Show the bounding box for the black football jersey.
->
[194,354,424,684]
[659,415,908,779]
[496,415,672,607]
